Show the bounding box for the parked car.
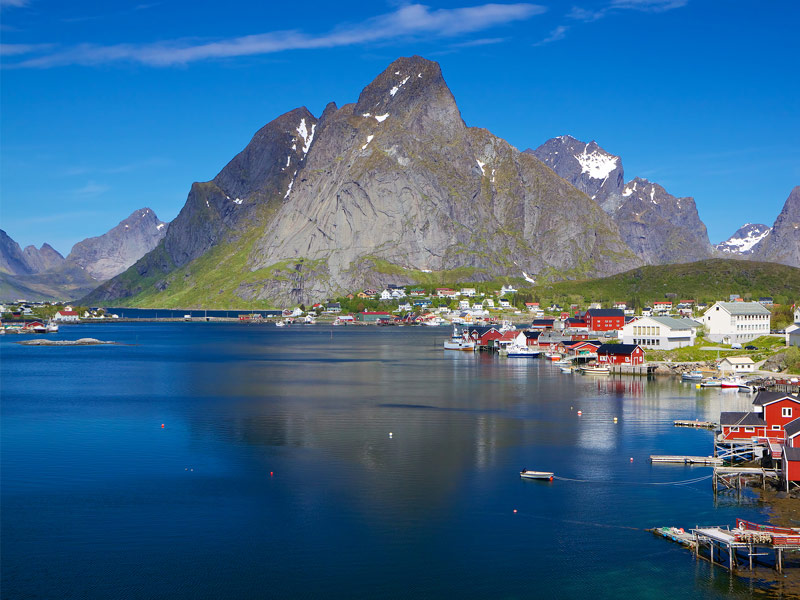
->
[731,343,742,349]
[745,345,758,350]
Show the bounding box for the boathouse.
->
[752,392,800,438]
[782,446,800,488]
[718,356,755,374]
[784,418,800,448]
[584,309,624,332]
[596,343,644,365]
[719,412,767,440]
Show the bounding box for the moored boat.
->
[700,378,722,388]
[520,469,554,481]
[506,344,536,357]
[443,326,475,351]
[579,364,610,374]
[681,370,703,381]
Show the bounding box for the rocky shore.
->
[17,338,115,346]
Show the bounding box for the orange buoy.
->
[270,471,274,477]
[577,410,582,416]
[161,424,165,428]
[630,457,634,462]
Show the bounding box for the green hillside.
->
[529,259,800,308]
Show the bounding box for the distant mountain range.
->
[0,209,166,301]
[2,56,797,306]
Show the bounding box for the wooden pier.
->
[609,364,657,376]
[674,419,716,429]
[650,455,722,465]
[713,466,779,497]
[655,520,800,573]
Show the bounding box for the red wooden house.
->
[752,392,800,439]
[782,446,800,488]
[719,412,768,440]
[783,417,800,448]
[596,343,644,365]
[584,309,624,332]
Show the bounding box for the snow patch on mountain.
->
[714,223,771,254]
[575,145,618,180]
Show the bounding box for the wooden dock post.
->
[777,548,783,573]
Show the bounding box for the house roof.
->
[752,392,800,407]
[648,316,696,330]
[523,331,541,339]
[586,309,624,318]
[719,411,767,427]
[597,343,641,355]
[785,418,800,438]
[783,446,800,462]
[720,356,755,365]
[709,301,771,316]
[58,310,79,315]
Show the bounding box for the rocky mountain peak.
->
[714,223,771,254]
[751,186,800,267]
[354,56,464,136]
[67,208,166,281]
[21,243,65,274]
[527,135,624,211]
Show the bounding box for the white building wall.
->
[620,316,695,350]
[703,302,770,343]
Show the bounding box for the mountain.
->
[528,136,712,265]
[714,223,771,255]
[67,208,167,281]
[751,186,800,267]
[84,56,642,308]
[0,230,65,276]
[0,208,167,301]
[528,135,624,213]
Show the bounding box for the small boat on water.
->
[544,352,561,361]
[579,364,610,374]
[554,358,572,366]
[506,344,536,357]
[560,366,574,373]
[443,326,475,351]
[275,320,287,327]
[520,469,554,481]
[681,370,703,381]
[700,378,722,388]
[720,377,746,389]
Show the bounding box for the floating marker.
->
[630,457,634,462]
[161,424,165,428]
[613,417,618,422]
[389,432,393,438]
[513,509,517,513]
[577,410,582,416]
[270,471,274,477]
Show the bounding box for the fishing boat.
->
[275,320,287,327]
[700,378,722,388]
[579,364,610,374]
[506,344,536,357]
[443,327,475,351]
[544,352,561,361]
[46,321,59,333]
[681,370,703,381]
[520,469,554,481]
[554,358,572,366]
[720,377,746,389]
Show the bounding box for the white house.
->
[458,300,470,309]
[380,289,392,300]
[54,308,80,322]
[702,301,771,344]
[620,316,697,350]
[795,307,800,324]
[718,356,755,374]
[498,299,511,308]
[786,323,800,345]
[500,285,517,295]
[460,288,476,297]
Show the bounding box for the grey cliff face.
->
[530,136,712,264]
[22,243,65,273]
[85,56,643,306]
[67,208,166,281]
[614,178,712,264]
[714,223,771,255]
[751,186,800,267]
[162,107,319,269]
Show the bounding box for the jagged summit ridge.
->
[715,223,771,254]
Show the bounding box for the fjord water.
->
[0,324,778,598]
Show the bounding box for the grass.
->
[647,335,786,364]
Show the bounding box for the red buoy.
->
[270,472,274,477]
[161,424,165,428]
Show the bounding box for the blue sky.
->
[1,0,798,255]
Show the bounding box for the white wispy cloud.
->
[570,0,687,22]
[0,43,53,56]
[73,181,110,197]
[0,0,30,8]
[4,3,547,68]
[534,25,569,46]
[62,157,172,177]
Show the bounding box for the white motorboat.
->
[275,320,287,327]
[506,344,537,357]
[700,378,722,388]
[520,469,554,481]
[443,327,475,351]
[560,366,574,373]
[681,370,703,381]
[579,364,610,374]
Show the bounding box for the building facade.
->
[620,316,697,350]
[701,301,771,343]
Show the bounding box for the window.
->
[730,427,739,432]
[772,425,781,430]
[745,427,755,433]
[783,407,793,418]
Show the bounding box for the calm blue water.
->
[0,323,788,598]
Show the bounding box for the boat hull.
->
[520,470,554,481]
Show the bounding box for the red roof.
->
[58,310,79,315]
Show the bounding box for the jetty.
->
[650,455,722,465]
[654,519,800,572]
[673,419,716,429]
